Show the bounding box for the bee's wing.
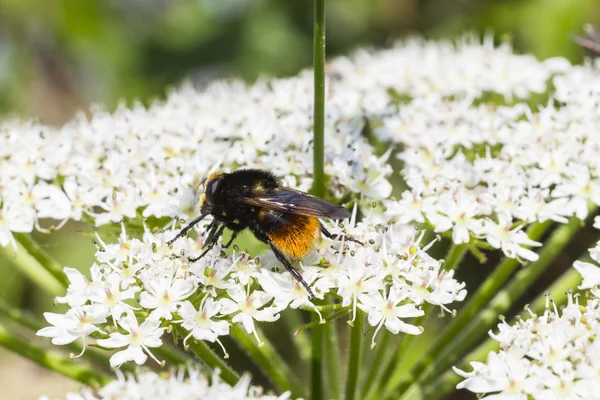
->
[242,187,350,219]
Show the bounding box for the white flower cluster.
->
[0,79,392,250]
[40,369,290,400]
[454,230,600,400]
[454,293,600,399]
[37,213,466,367]
[332,38,600,262]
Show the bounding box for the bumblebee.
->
[167,169,359,297]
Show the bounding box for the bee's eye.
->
[204,178,220,206]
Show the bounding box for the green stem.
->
[0,298,42,331]
[231,325,306,398]
[306,303,347,312]
[379,221,551,398]
[0,322,112,387]
[360,330,390,399]
[393,216,583,400]
[283,308,312,361]
[324,321,342,400]
[365,243,468,400]
[176,326,239,385]
[13,233,69,287]
[311,312,324,400]
[153,342,190,366]
[345,312,362,400]
[443,243,469,272]
[311,0,326,198]
[423,266,583,400]
[1,238,65,297]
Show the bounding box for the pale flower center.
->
[381,300,397,319]
[194,310,210,327]
[130,327,146,347]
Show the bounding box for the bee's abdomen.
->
[260,212,320,259]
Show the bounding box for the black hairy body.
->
[168,168,360,298]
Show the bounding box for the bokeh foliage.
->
[1,0,599,123]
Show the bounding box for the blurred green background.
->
[1,0,600,398]
[1,0,599,124]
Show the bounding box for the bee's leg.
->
[320,224,363,246]
[268,243,316,299]
[167,212,210,245]
[189,223,225,263]
[222,231,240,249]
[221,222,246,249]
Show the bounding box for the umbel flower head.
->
[454,235,600,400]
[40,368,290,400]
[37,214,465,367]
[12,34,599,375]
[454,292,600,399]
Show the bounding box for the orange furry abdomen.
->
[267,215,320,259]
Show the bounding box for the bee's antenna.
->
[167,212,210,245]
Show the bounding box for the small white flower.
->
[454,351,535,398]
[480,214,541,262]
[219,286,280,346]
[336,260,380,324]
[0,205,34,249]
[88,272,140,324]
[424,193,485,244]
[139,276,197,321]
[97,317,165,368]
[258,269,323,319]
[358,287,424,349]
[178,299,229,357]
[55,266,104,308]
[574,260,600,297]
[37,306,107,355]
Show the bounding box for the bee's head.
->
[199,170,224,212]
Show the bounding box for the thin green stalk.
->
[0,298,42,331]
[423,266,583,400]
[324,321,342,400]
[1,238,65,296]
[443,243,469,272]
[393,216,583,400]
[379,220,551,398]
[14,232,69,287]
[365,243,468,400]
[0,322,112,387]
[153,342,190,366]
[360,330,390,399]
[231,325,306,398]
[176,326,239,385]
[283,308,311,361]
[345,312,363,400]
[311,0,326,198]
[311,1,327,391]
[311,313,324,400]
